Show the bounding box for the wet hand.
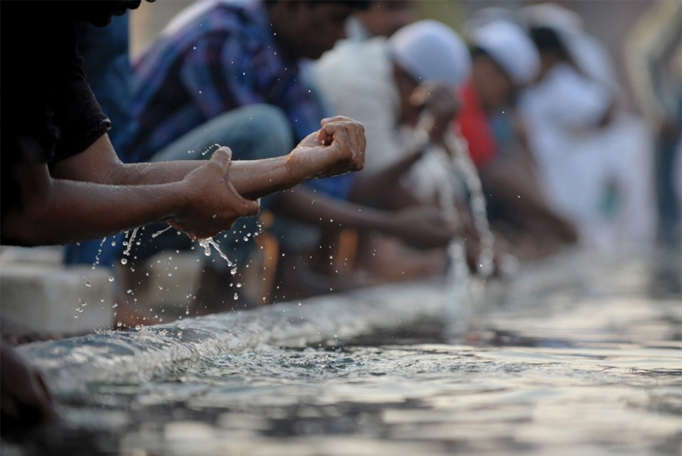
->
[289,116,365,180]
[411,83,460,145]
[170,147,259,239]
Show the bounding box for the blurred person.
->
[346,0,417,41]
[625,0,681,247]
[313,20,473,281]
[519,3,656,254]
[1,0,366,431]
[125,0,459,309]
[456,19,577,259]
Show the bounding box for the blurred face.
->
[472,55,514,111]
[393,64,421,126]
[273,2,356,60]
[355,0,416,38]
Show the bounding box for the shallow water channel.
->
[4,252,682,456]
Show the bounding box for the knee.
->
[240,105,294,158]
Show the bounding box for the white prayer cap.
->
[389,20,471,89]
[470,20,540,86]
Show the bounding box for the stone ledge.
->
[0,264,114,335]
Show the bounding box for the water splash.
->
[415,119,494,337]
[447,127,495,280]
[151,226,173,239]
[198,237,233,267]
[122,227,139,260]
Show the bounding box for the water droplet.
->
[135,325,141,331]
[233,293,239,300]
[108,276,115,282]
[120,258,128,265]
[117,322,123,327]
[85,282,91,287]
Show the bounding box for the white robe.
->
[520,62,656,253]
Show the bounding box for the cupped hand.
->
[288,116,365,180]
[169,147,259,240]
[388,206,461,249]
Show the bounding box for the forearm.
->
[55,135,308,199]
[275,187,392,233]
[350,142,425,203]
[2,178,188,246]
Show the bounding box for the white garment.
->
[313,38,455,202]
[520,63,656,253]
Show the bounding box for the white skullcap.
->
[470,20,540,86]
[389,20,471,89]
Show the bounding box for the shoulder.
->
[314,38,392,88]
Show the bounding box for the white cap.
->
[470,20,540,86]
[389,20,471,89]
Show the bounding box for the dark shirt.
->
[1,3,112,224]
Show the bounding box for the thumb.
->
[210,147,233,171]
[316,127,334,146]
[239,196,261,218]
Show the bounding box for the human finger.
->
[209,147,233,171]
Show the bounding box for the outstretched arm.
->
[52,117,365,201]
[276,187,459,249]
[5,117,365,246]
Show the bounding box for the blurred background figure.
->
[624,0,681,249]
[456,16,578,260]
[314,20,471,282]
[519,2,657,255]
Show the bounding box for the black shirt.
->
[1,2,113,222]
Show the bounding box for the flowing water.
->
[3,251,680,456]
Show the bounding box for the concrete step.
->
[0,264,114,336]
